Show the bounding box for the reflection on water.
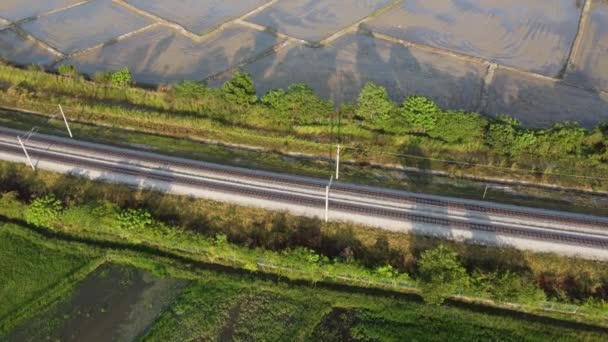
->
[366,0,584,77]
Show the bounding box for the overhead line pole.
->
[17,136,35,171]
[325,174,334,223]
[58,104,73,138]
[335,144,340,180]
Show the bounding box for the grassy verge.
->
[0,224,103,335]
[0,62,607,195]
[2,224,607,341]
[1,108,606,216]
[0,162,608,326]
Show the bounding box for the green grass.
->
[144,278,608,341]
[1,162,608,323]
[0,230,91,320]
[1,219,607,341]
[0,109,605,216]
[0,62,607,195]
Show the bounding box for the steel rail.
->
[1,143,607,249]
[2,129,606,229]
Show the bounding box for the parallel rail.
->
[1,141,607,249]
[2,130,606,230]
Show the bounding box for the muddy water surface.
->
[566,0,608,92]
[248,0,394,42]
[6,263,188,342]
[0,29,57,65]
[211,32,486,111]
[69,24,282,84]
[126,0,267,34]
[366,0,584,77]
[0,0,82,22]
[21,0,152,54]
[486,68,608,128]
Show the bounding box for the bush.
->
[417,245,469,305]
[261,84,333,125]
[470,270,546,305]
[429,110,487,144]
[401,96,440,133]
[221,72,257,106]
[534,122,587,157]
[173,80,208,99]
[58,64,77,77]
[356,83,394,127]
[25,195,62,228]
[117,208,152,232]
[111,67,132,87]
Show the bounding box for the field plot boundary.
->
[0,237,106,337]
[563,0,594,78]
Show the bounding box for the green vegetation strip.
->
[2,224,607,341]
[0,225,104,335]
[0,162,607,327]
[0,63,607,194]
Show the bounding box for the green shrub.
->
[417,245,469,305]
[401,96,440,133]
[356,83,394,127]
[25,195,62,228]
[429,110,487,144]
[534,122,587,157]
[221,72,257,106]
[470,270,546,305]
[111,67,132,87]
[173,80,208,99]
[58,64,77,77]
[261,84,333,125]
[117,208,152,232]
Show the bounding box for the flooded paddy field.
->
[125,0,268,34]
[68,24,282,85]
[6,263,188,342]
[565,0,608,92]
[0,0,607,127]
[0,0,82,22]
[210,32,486,111]
[247,0,394,43]
[486,68,608,128]
[21,0,152,55]
[0,29,57,65]
[364,0,584,77]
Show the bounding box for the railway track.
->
[0,128,607,252]
[0,127,605,230]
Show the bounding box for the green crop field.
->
[0,230,90,320]
[1,226,606,341]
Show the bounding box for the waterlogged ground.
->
[1,227,607,341]
[0,0,607,127]
[6,263,188,342]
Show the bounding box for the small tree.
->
[401,96,440,133]
[117,208,152,232]
[356,82,394,127]
[25,195,62,228]
[221,72,257,106]
[417,245,469,305]
[111,67,132,87]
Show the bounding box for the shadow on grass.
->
[2,215,608,334]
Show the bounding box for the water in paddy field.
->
[5,264,188,342]
[0,0,607,127]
